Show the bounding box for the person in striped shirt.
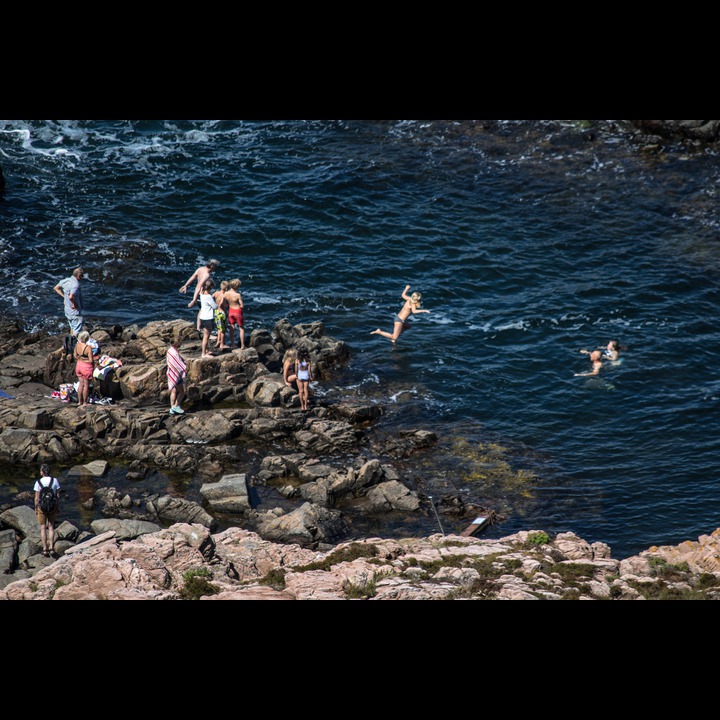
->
[167,336,188,415]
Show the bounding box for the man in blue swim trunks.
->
[53,267,85,336]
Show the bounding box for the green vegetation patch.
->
[451,439,538,500]
[344,578,378,600]
[647,557,691,581]
[626,580,710,601]
[259,567,287,591]
[549,563,596,582]
[524,531,550,548]
[179,567,220,600]
[294,543,380,573]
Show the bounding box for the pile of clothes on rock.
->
[51,337,124,405]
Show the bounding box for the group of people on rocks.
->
[179,259,246,358]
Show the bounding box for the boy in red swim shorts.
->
[224,278,245,351]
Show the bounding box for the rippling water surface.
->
[1,119,719,558]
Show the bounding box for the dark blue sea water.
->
[1,119,719,559]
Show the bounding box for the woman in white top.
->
[34,463,61,557]
[198,279,218,358]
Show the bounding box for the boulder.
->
[148,495,217,531]
[246,374,294,408]
[0,505,41,541]
[258,454,306,481]
[298,479,333,507]
[199,474,251,514]
[293,419,359,454]
[366,480,421,513]
[631,120,720,143]
[117,364,164,405]
[166,411,240,445]
[68,459,109,477]
[331,401,384,425]
[90,518,163,539]
[257,502,349,547]
[0,528,18,575]
[56,521,80,543]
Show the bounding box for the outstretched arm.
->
[180,269,199,294]
[401,285,412,301]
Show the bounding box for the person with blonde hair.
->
[198,279,218,359]
[73,330,96,406]
[283,348,298,390]
[213,280,229,352]
[225,278,245,351]
[371,284,430,344]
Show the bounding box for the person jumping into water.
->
[371,285,430,344]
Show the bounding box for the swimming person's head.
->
[590,351,602,361]
[410,292,422,307]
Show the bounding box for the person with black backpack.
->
[34,464,61,558]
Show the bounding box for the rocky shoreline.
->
[0,318,719,599]
[2,118,720,600]
[627,119,720,144]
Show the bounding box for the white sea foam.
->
[249,292,282,305]
[468,322,494,333]
[495,319,530,332]
[184,130,210,143]
[388,388,418,402]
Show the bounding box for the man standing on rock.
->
[53,267,85,336]
[180,259,220,332]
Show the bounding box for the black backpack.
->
[38,478,58,515]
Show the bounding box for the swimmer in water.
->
[371,285,430,344]
[580,339,625,362]
[574,350,604,377]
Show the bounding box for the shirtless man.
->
[179,259,219,331]
[224,278,245,351]
[574,350,604,377]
